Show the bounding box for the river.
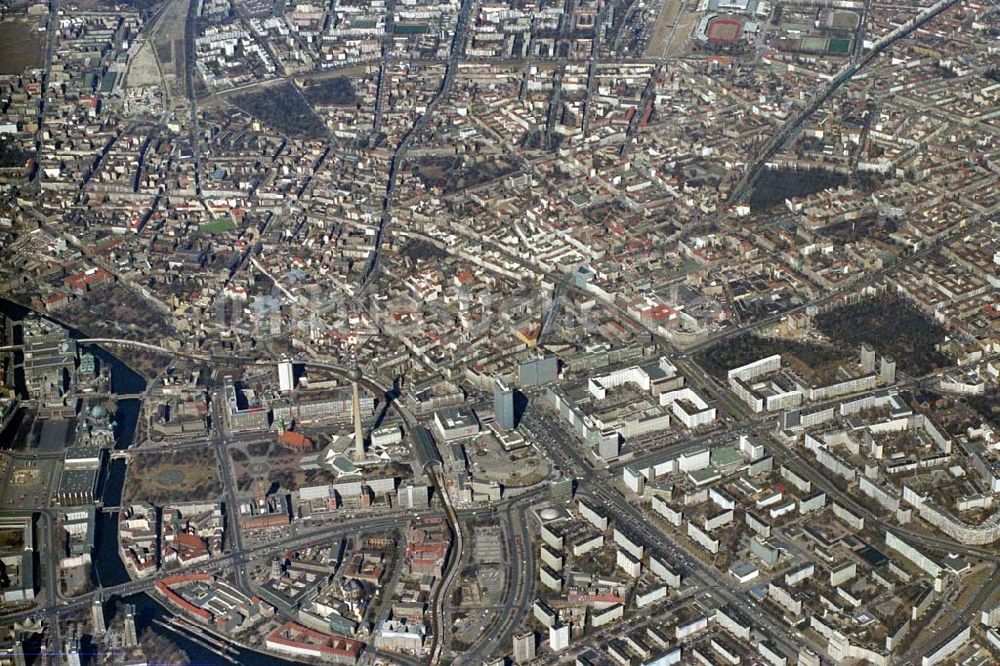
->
[0,299,299,665]
[104,593,301,666]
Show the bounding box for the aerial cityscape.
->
[0,0,997,663]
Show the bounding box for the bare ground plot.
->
[125,39,163,89]
[2,463,52,509]
[124,448,222,504]
[0,20,44,75]
[645,0,696,58]
[668,12,702,57]
[148,0,188,100]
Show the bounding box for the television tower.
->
[350,366,366,462]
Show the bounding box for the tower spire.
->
[350,365,365,462]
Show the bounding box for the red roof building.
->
[278,430,312,452]
[64,267,112,294]
[265,622,364,664]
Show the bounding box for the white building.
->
[613,529,644,559]
[578,499,608,530]
[533,600,557,627]
[759,640,787,666]
[679,448,710,472]
[278,361,295,392]
[636,586,667,608]
[676,615,709,640]
[592,603,624,627]
[623,466,645,494]
[371,425,402,447]
[922,626,971,666]
[513,631,535,663]
[374,619,425,653]
[659,387,717,428]
[739,435,764,460]
[540,565,563,592]
[704,509,734,531]
[433,407,480,441]
[649,555,681,587]
[549,622,571,652]
[687,521,719,553]
[617,549,642,578]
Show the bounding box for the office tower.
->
[399,484,430,510]
[550,478,573,503]
[860,344,876,373]
[278,360,295,392]
[124,604,138,647]
[350,367,366,461]
[549,622,570,651]
[519,355,558,387]
[596,433,621,461]
[513,631,535,663]
[91,598,106,635]
[65,637,81,666]
[12,638,24,666]
[880,356,896,385]
[493,378,515,430]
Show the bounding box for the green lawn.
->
[200,219,236,234]
[396,23,430,34]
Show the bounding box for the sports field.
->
[828,38,852,54]
[801,36,828,52]
[706,17,742,43]
[829,10,860,30]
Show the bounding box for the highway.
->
[519,401,819,662]
[427,464,463,664]
[583,480,824,659]
[360,0,476,291]
[896,563,999,665]
[0,512,443,625]
[456,497,537,664]
[534,594,699,666]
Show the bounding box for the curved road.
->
[456,498,537,664]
